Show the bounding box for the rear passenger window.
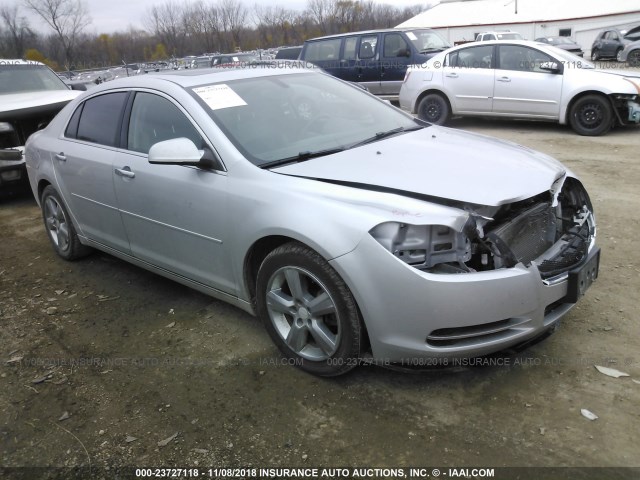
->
[452,45,493,69]
[65,103,84,139]
[304,39,342,62]
[76,92,128,147]
[127,92,203,154]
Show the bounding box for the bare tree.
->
[185,1,222,54]
[307,0,334,35]
[0,5,34,57]
[23,0,91,67]
[144,1,188,56]
[220,0,247,50]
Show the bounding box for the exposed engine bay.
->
[371,177,596,280]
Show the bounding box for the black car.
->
[535,36,583,57]
[275,46,302,60]
[591,26,640,61]
[300,28,450,100]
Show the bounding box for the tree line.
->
[0,0,429,71]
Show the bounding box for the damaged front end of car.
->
[370,176,598,295]
[0,121,28,192]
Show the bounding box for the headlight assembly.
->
[369,222,472,270]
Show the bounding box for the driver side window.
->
[127,92,204,154]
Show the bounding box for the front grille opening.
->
[427,317,531,347]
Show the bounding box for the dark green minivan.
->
[300,28,450,100]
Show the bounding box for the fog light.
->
[1,169,22,181]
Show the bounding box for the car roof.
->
[0,59,46,66]
[457,39,546,48]
[306,27,436,42]
[83,63,318,92]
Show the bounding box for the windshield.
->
[406,29,451,52]
[191,72,422,166]
[0,64,69,94]
[550,37,574,45]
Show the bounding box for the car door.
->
[493,45,563,118]
[112,91,235,294]
[379,32,413,96]
[50,91,131,252]
[602,31,619,57]
[442,44,495,113]
[337,36,359,83]
[356,34,381,94]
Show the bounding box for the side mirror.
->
[539,61,561,73]
[148,137,223,170]
[0,149,22,161]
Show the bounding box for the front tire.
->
[568,94,613,136]
[41,186,91,260]
[417,93,450,125]
[591,49,600,61]
[628,49,640,67]
[616,48,624,62]
[256,242,363,376]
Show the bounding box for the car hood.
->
[0,90,80,121]
[272,127,566,207]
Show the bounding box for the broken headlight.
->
[370,222,472,270]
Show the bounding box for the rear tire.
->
[417,93,450,125]
[616,48,623,62]
[41,186,91,260]
[256,242,363,377]
[568,94,613,136]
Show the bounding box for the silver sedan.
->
[26,65,600,376]
[399,40,640,136]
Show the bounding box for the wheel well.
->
[565,91,613,125]
[243,235,372,353]
[244,235,297,308]
[414,89,451,114]
[37,180,51,202]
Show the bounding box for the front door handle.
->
[445,73,458,78]
[55,152,66,161]
[115,167,135,178]
[497,76,511,82]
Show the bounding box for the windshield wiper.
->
[349,125,424,149]
[260,147,345,169]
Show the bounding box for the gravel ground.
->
[1,115,639,478]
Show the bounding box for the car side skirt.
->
[79,235,256,316]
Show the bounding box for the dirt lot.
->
[1,118,639,478]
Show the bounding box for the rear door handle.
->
[497,76,511,82]
[55,152,66,161]
[115,167,135,178]
[445,73,458,78]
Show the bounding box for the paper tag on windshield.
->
[193,84,247,110]
[406,32,418,41]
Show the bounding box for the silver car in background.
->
[399,40,640,136]
[25,66,599,376]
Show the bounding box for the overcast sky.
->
[11,0,432,34]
